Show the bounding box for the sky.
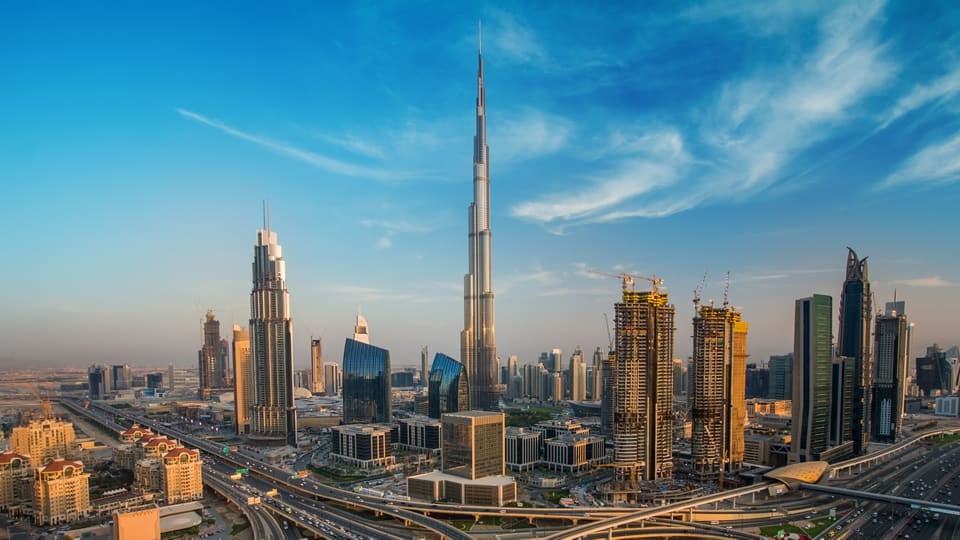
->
[2,1,960,371]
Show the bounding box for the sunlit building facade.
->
[161,448,203,504]
[0,453,32,511]
[11,419,76,466]
[233,324,252,435]
[33,459,90,525]
[428,353,469,419]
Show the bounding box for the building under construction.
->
[610,276,676,486]
[690,300,748,480]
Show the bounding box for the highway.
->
[203,469,286,539]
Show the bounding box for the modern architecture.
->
[837,248,872,454]
[428,353,468,419]
[342,338,391,424]
[791,294,833,463]
[870,300,910,443]
[310,337,323,394]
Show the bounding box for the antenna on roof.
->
[478,20,482,54]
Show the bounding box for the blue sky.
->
[2,1,959,370]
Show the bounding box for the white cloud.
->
[317,133,385,159]
[493,109,573,162]
[879,66,960,130]
[177,108,412,182]
[375,236,392,249]
[889,276,957,287]
[883,132,960,186]
[360,219,432,234]
[487,10,547,65]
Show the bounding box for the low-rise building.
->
[543,434,607,472]
[112,503,161,540]
[505,428,541,472]
[397,417,441,454]
[936,396,960,417]
[331,424,395,469]
[407,470,516,506]
[745,398,792,418]
[33,458,91,525]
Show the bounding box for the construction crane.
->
[722,271,731,309]
[21,384,52,420]
[693,272,708,310]
[603,313,614,352]
[589,270,664,294]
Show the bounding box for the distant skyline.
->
[2,1,960,370]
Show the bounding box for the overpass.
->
[829,427,960,477]
[800,482,960,516]
[204,469,285,539]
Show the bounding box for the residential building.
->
[569,347,587,401]
[428,353,469,419]
[247,221,297,447]
[11,419,77,466]
[309,337,323,394]
[342,338,391,424]
[33,459,90,525]
[791,294,833,463]
[198,311,221,397]
[161,447,203,504]
[871,300,910,443]
[232,324,251,435]
[0,452,32,511]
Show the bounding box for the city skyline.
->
[4,2,960,370]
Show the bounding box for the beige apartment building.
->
[0,452,33,511]
[11,419,77,465]
[162,447,203,504]
[33,459,91,525]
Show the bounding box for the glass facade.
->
[342,338,391,424]
[428,353,469,419]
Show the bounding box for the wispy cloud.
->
[316,133,385,159]
[374,236,392,249]
[882,132,960,186]
[360,219,432,234]
[493,108,574,162]
[737,268,835,282]
[889,276,957,287]
[486,9,547,65]
[177,108,412,182]
[878,66,960,130]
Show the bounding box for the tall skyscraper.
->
[460,38,501,411]
[88,365,108,400]
[837,248,872,454]
[612,281,675,482]
[420,346,430,387]
[198,311,220,397]
[353,314,370,344]
[916,345,952,397]
[591,347,603,400]
[600,348,615,436]
[871,300,910,443]
[342,338,391,424]
[768,354,793,400]
[791,294,833,463]
[167,364,175,390]
[217,338,231,388]
[310,338,324,394]
[247,222,296,447]
[690,302,748,478]
[549,349,563,374]
[569,347,586,401]
[428,353,469,419]
[233,325,251,435]
[323,363,342,395]
[111,364,131,392]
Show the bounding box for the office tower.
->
[198,311,220,396]
[549,349,563,373]
[601,348,615,436]
[871,300,910,443]
[428,353,469,419]
[88,365,108,400]
[420,346,430,387]
[167,364,175,390]
[916,345,952,396]
[672,359,685,397]
[247,221,296,447]
[791,294,833,463]
[310,338,324,394]
[353,314,370,344]
[837,248,872,455]
[830,355,856,447]
[342,338,391,424]
[161,448,203,504]
[569,347,586,401]
[591,347,603,400]
[32,459,90,526]
[392,370,416,388]
[768,354,793,400]
[217,338,231,387]
[460,40,501,412]
[11,419,76,466]
[111,364,131,391]
[547,372,563,402]
[690,302,748,478]
[146,373,163,390]
[538,352,550,371]
[441,411,505,479]
[0,452,32,510]
[612,281,676,482]
[232,325,251,435]
[323,363,342,395]
[745,363,769,398]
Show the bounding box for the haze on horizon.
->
[2,1,959,371]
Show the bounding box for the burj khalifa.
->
[461,33,502,411]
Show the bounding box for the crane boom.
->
[588,270,664,293]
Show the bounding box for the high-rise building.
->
[217,338,231,388]
[247,222,296,447]
[198,311,221,397]
[672,359,685,397]
[791,294,833,463]
[690,302,748,478]
[11,419,76,466]
[353,314,370,344]
[146,373,164,390]
[88,365,108,400]
[569,347,586,401]
[428,353,469,419]
[323,363,342,395]
[0,452,32,511]
[871,300,910,443]
[420,346,430,387]
[342,338,391,424]
[33,459,90,525]
[549,349,563,374]
[601,348,615,436]
[232,325,251,435]
[612,281,675,482]
[745,364,769,398]
[916,345,952,397]
[161,448,203,504]
[768,354,793,400]
[111,364,131,391]
[460,42,501,411]
[310,338,324,394]
[441,411,505,480]
[837,248,872,455]
[590,347,603,400]
[167,364,175,390]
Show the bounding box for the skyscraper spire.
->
[461,29,500,411]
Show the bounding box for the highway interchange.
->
[60,398,960,539]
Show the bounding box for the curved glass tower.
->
[428,353,469,419]
[342,338,391,424]
[461,31,502,410]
